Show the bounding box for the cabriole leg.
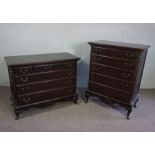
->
[85,91,90,103]
[15,113,19,120]
[133,98,139,108]
[74,95,78,104]
[126,106,132,120]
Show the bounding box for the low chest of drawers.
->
[5,52,80,119]
[85,40,150,119]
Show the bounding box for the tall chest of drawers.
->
[85,40,150,119]
[5,52,80,119]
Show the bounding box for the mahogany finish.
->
[5,52,80,119]
[85,40,150,119]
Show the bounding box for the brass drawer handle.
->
[122,73,130,78]
[20,77,28,83]
[67,79,73,84]
[67,71,73,76]
[120,83,129,88]
[20,68,29,74]
[119,94,127,98]
[93,56,101,61]
[21,86,30,91]
[66,63,73,67]
[91,85,96,89]
[126,53,134,58]
[92,66,99,70]
[23,97,31,103]
[124,62,133,67]
[44,65,48,70]
[45,65,52,69]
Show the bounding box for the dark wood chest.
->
[85,40,150,119]
[5,52,80,119]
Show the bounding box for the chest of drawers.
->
[85,40,150,119]
[5,52,80,119]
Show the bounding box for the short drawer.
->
[14,66,33,75]
[92,46,141,60]
[91,54,137,70]
[15,70,76,85]
[16,78,76,95]
[34,62,76,73]
[90,64,135,81]
[89,82,132,102]
[17,87,76,105]
[90,73,134,92]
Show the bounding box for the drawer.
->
[14,66,33,75]
[90,64,135,81]
[17,87,76,105]
[34,62,76,73]
[89,82,131,102]
[15,70,76,85]
[16,78,76,95]
[92,46,140,60]
[91,54,137,70]
[90,73,134,92]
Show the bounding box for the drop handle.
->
[66,63,73,67]
[119,94,127,98]
[67,71,73,76]
[120,83,129,88]
[126,53,134,58]
[23,97,31,103]
[67,79,73,84]
[93,66,99,70]
[20,68,29,74]
[20,77,28,82]
[93,56,101,62]
[44,65,52,70]
[122,73,130,78]
[21,86,30,91]
[44,66,48,70]
[124,62,133,67]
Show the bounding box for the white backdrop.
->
[0,23,154,88]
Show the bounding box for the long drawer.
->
[14,61,76,75]
[91,54,137,70]
[17,87,76,106]
[91,47,141,60]
[90,73,134,92]
[89,82,132,102]
[90,63,135,81]
[15,69,76,85]
[16,77,76,95]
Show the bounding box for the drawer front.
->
[90,64,135,81]
[16,78,76,95]
[14,66,33,75]
[18,87,76,105]
[91,54,136,70]
[89,82,131,102]
[15,70,76,85]
[90,73,133,91]
[92,46,140,60]
[13,61,76,76]
[34,61,76,73]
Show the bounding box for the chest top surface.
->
[88,40,150,50]
[5,52,80,66]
